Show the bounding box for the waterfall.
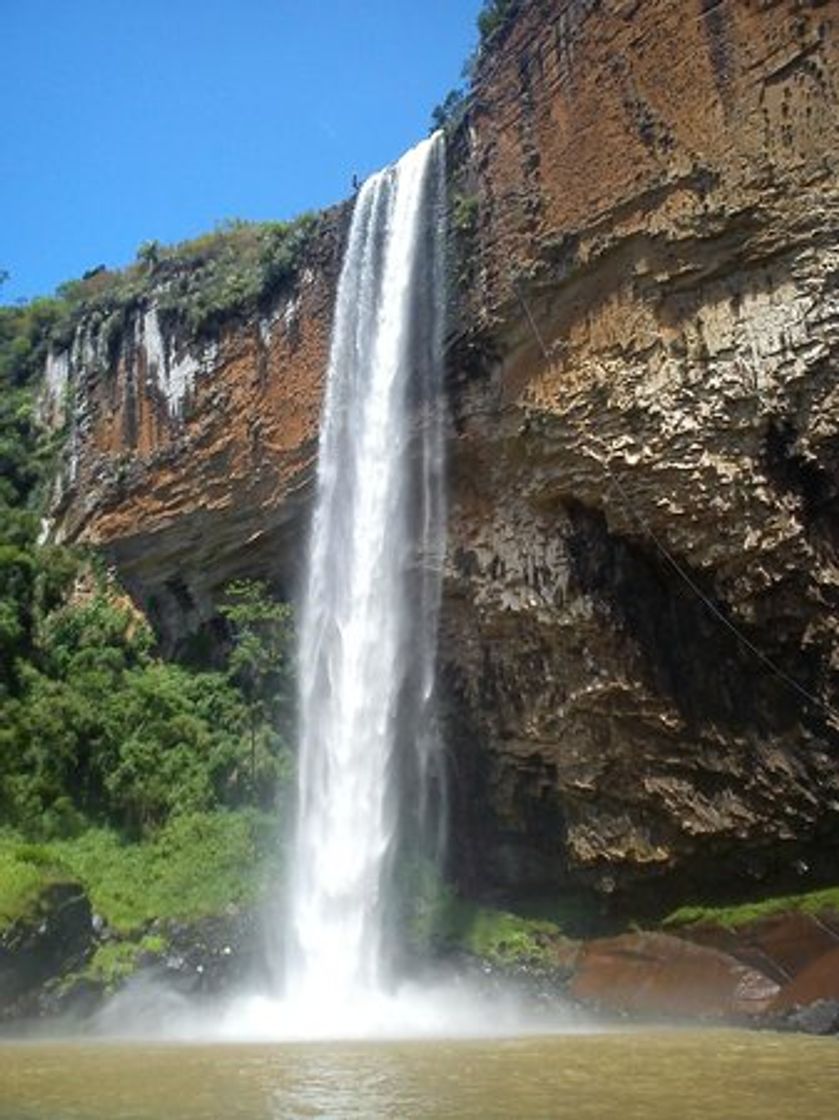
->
[285,132,447,1017]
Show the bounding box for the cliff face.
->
[45,213,348,647]
[441,0,839,905]
[48,0,839,908]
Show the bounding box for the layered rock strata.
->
[46,0,839,906]
[45,212,348,649]
[440,0,839,906]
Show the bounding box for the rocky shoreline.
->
[3,879,838,1038]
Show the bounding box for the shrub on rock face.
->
[477,0,515,46]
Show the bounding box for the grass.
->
[663,886,839,930]
[0,809,281,936]
[81,934,168,989]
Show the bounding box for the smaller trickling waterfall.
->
[285,133,447,1021]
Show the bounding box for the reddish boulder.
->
[679,911,839,984]
[772,946,839,1012]
[569,931,779,1019]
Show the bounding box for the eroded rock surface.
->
[567,931,779,1019]
[440,0,839,906]
[46,211,348,651]
[0,884,93,1021]
[46,0,839,908]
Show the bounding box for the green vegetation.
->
[405,863,565,967]
[0,304,295,836]
[430,88,468,134]
[0,841,74,929]
[220,580,294,801]
[428,0,517,132]
[0,300,296,945]
[134,214,319,338]
[476,0,516,46]
[444,900,561,965]
[451,193,479,235]
[0,809,278,934]
[449,192,480,292]
[0,301,67,528]
[82,938,163,990]
[0,576,293,838]
[663,886,839,930]
[2,212,319,394]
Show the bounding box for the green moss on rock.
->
[664,886,839,930]
[81,933,167,991]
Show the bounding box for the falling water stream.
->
[286,132,447,1019]
[201,131,550,1039]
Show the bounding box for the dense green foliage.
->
[0,570,293,838]
[0,841,73,928]
[72,214,318,343]
[220,580,294,800]
[81,936,167,989]
[0,299,295,852]
[122,215,318,339]
[0,302,66,530]
[0,810,278,933]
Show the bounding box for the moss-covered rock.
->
[663,886,839,932]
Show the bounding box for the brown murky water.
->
[1,1029,837,1119]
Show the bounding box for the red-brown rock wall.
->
[441,0,839,906]
[47,211,348,644]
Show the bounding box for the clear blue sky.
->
[1,1,482,303]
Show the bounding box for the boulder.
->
[568,931,779,1019]
[778,999,839,1037]
[771,945,839,1012]
[678,911,839,984]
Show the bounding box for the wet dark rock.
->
[37,975,106,1023]
[769,999,839,1037]
[155,908,265,996]
[787,1000,839,1037]
[0,883,94,1021]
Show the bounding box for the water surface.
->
[2,1029,838,1119]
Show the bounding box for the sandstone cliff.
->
[45,0,839,913]
[44,212,348,647]
[442,0,839,908]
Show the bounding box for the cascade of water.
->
[285,132,447,1014]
